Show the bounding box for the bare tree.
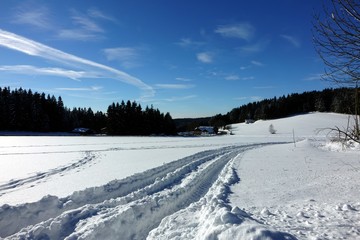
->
[313,0,360,141]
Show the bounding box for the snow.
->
[230,139,360,239]
[0,112,359,239]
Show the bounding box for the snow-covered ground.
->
[0,112,359,239]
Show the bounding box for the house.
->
[245,119,255,124]
[194,126,217,135]
[71,128,94,135]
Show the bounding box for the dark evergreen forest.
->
[0,87,176,135]
[206,88,357,129]
[0,87,357,134]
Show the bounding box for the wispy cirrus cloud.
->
[240,60,265,70]
[0,29,154,98]
[56,86,103,91]
[70,9,103,33]
[176,77,192,82]
[87,7,117,22]
[0,65,90,81]
[280,34,301,48]
[225,75,240,81]
[238,39,270,53]
[253,86,275,89]
[57,30,100,41]
[12,4,51,29]
[175,38,204,48]
[304,73,323,81]
[165,95,197,102]
[234,96,262,102]
[57,8,115,41]
[251,60,264,67]
[103,47,141,68]
[155,84,195,89]
[215,23,255,41]
[225,74,254,81]
[197,52,213,63]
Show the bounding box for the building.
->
[194,126,217,135]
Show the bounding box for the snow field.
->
[0,112,359,239]
[0,136,234,205]
[2,144,281,239]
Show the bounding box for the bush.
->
[269,124,276,134]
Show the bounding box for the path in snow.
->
[0,151,99,196]
[0,136,246,205]
[0,143,295,240]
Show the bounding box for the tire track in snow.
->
[1,143,282,239]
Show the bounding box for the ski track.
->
[0,151,99,196]
[0,143,232,156]
[0,143,292,239]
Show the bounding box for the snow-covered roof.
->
[195,126,215,134]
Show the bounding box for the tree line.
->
[205,87,357,129]
[0,87,176,135]
[107,101,176,135]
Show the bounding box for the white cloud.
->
[57,9,110,41]
[176,38,204,48]
[280,34,301,48]
[215,23,255,41]
[238,40,269,53]
[103,47,138,61]
[251,60,264,67]
[70,9,104,33]
[0,65,90,81]
[233,96,247,101]
[12,5,51,29]
[87,8,116,22]
[165,95,197,102]
[225,75,254,81]
[250,96,263,101]
[57,30,100,41]
[175,77,192,82]
[225,75,240,81]
[242,76,255,81]
[56,86,103,91]
[234,96,263,102]
[0,29,154,98]
[103,47,141,68]
[240,66,250,70]
[304,73,323,81]
[155,84,195,89]
[253,86,275,89]
[197,52,213,63]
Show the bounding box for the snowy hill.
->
[230,112,354,137]
[0,112,359,239]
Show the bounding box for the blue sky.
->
[0,0,330,118]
